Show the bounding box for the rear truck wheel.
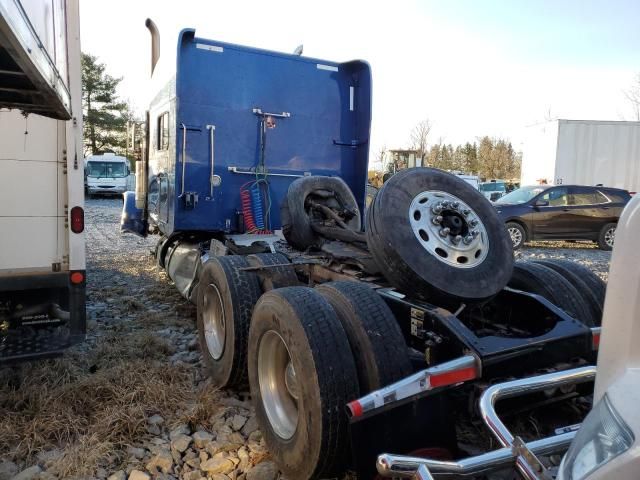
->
[316,281,412,393]
[532,259,605,326]
[196,256,261,388]
[248,287,359,480]
[246,253,299,292]
[366,167,514,306]
[281,176,361,251]
[598,222,616,250]
[508,261,595,326]
[505,222,526,249]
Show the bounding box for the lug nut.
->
[451,201,459,210]
[472,229,480,238]
[452,235,463,245]
[432,203,443,214]
[439,227,450,237]
[463,235,474,245]
[432,215,443,225]
[462,208,471,216]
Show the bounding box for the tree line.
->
[382,119,522,181]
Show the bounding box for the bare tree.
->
[625,74,640,121]
[409,119,432,166]
[377,145,387,170]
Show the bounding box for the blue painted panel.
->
[160,29,371,235]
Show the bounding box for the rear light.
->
[70,271,84,284]
[70,206,84,233]
[591,327,601,350]
[347,355,479,418]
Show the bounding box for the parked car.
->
[495,185,631,250]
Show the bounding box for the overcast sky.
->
[80,0,640,167]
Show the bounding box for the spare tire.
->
[281,176,361,251]
[366,168,514,306]
[532,259,605,326]
[508,261,594,326]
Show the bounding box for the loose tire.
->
[196,256,262,388]
[246,253,299,292]
[508,261,594,326]
[316,281,412,393]
[506,222,526,249]
[532,259,605,326]
[598,223,616,251]
[366,168,514,305]
[281,176,361,251]
[248,287,359,480]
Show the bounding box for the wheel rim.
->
[408,190,489,268]
[202,283,225,360]
[258,330,299,439]
[508,227,523,247]
[605,227,615,247]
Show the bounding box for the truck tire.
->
[248,287,359,480]
[366,168,514,306]
[196,256,262,388]
[316,281,412,393]
[532,259,605,326]
[508,261,594,326]
[281,176,361,251]
[597,223,616,251]
[246,253,299,292]
[505,222,526,249]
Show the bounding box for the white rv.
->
[85,153,132,196]
[0,0,85,362]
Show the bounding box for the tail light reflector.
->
[70,206,84,233]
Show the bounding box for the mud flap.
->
[348,392,457,479]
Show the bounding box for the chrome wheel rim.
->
[202,283,225,360]
[258,330,299,439]
[605,227,615,247]
[508,227,523,247]
[408,190,489,268]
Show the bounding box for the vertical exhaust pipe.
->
[145,18,160,76]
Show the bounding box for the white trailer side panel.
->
[521,121,559,186]
[0,110,66,274]
[555,120,640,192]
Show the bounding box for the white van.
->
[85,153,132,196]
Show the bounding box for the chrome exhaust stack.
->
[145,18,160,76]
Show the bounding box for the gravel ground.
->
[0,199,612,480]
[517,240,611,281]
[0,198,281,480]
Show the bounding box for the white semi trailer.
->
[0,0,85,362]
[521,119,640,193]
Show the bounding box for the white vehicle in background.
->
[0,0,85,362]
[479,180,507,201]
[454,173,480,190]
[84,153,133,196]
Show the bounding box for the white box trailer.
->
[0,0,85,362]
[521,119,640,193]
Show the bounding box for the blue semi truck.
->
[122,21,605,480]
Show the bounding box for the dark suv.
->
[495,185,631,250]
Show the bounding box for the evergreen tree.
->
[81,53,129,156]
